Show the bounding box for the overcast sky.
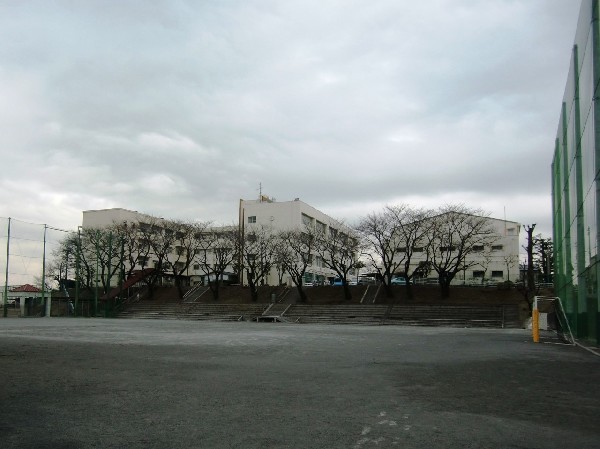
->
[0,0,581,238]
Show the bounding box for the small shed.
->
[2,284,52,317]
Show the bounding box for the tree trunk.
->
[383,282,394,298]
[404,282,413,300]
[440,281,451,298]
[208,280,220,301]
[296,284,307,303]
[175,277,185,299]
[248,280,259,302]
[342,283,352,301]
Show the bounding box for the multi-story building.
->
[81,198,355,289]
[394,214,520,284]
[239,197,357,285]
[552,0,600,344]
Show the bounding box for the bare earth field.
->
[1,319,599,449]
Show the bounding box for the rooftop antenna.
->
[259,182,262,202]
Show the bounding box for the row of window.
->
[473,270,504,278]
[396,244,504,253]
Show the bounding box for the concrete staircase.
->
[116,301,522,328]
[384,304,521,328]
[116,302,267,321]
[284,304,389,325]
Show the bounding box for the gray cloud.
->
[0,0,580,239]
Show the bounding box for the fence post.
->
[532,297,540,343]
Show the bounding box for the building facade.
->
[552,0,600,344]
[239,197,357,285]
[82,198,354,289]
[394,214,520,285]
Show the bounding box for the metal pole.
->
[75,227,81,317]
[95,230,99,316]
[41,224,48,317]
[3,218,11,318]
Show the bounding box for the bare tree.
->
[195,226,238,300]
[426,205,499,298]
[503,254,519,282]
[279,227,316,303]
[136,217,176,298]
[356,208,406,298]
[534,236,553,284]
[161,220,210,298]
[239,225,277,302]
[315,222,358,301]
[357,205,438,299]
[474,250,494,285]
[48,232,78,291]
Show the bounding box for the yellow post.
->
[532,309,540,343]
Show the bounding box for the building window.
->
[492,245,503,251]
[316,221,326,234]
[473,245,484,252]
[193,264,200,270]
[473,270,485,278]
[491,271,504,278]
[412,247,423,252]
[396,247,407,253]
[248,216,256,224]
[302,213,313,227]
[440,246,456,252]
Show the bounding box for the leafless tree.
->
[474,250,494,285]
[426,205,499,298]
[503,254,519,282]
[135,217,177,298]
[278,227,317,303]
[315,222,358,301]
[357,205,431,297]
[386,205,435,298]
[239,225,277,302]
[48,232,78,290]
[195,226,238,300]
[160,220,210,298]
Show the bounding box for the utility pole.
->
[524,224,536,307]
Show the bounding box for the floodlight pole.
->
[75,226,81,317]
[3,218,11,318]
[94,229,99,317]
[41,224,48,317]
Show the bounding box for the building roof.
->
[10,284,42,293]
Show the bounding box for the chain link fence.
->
[0,217,75,317]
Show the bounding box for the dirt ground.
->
[1,319,598,449]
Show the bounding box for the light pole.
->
[75,226,82,317]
